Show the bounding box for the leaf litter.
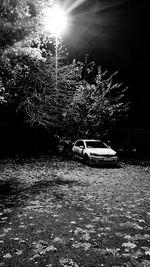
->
[0,157,150,266]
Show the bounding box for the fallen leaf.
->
[1,217,8,221]
[39,240,48,246]
[53,237,65,244]
[44,245,57,252]
[124,235,132,240]
[13,237,19,240]
[3,228,12,233]
[59,257,79,267]
[122,242,137,249]
[0,234,5,238]
[85,224,94,229]
[15,250,23,256]
[122,253,130,258]
[141,246,150,251]
[3,253,12,259]
[141,260,150,266]
[29,254,40,261]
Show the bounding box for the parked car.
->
[72,139,118,165]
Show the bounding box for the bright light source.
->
[44,6,67,36]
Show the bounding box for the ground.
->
[0,156,150,267]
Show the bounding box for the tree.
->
[0,1,129,141]
[0,36,83,130]
[0,0,83,131]
[19,48,83,128]
[0,40,129,138]
[63,66,129,139]
[0,0,54,110]
[0,0,53,49]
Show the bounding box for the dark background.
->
[63,0,150,128]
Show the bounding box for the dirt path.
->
[0,157,150,266]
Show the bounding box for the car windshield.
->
[85,141,107,148]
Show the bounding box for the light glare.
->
[44,6,67,36]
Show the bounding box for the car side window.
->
[80,141,84,147]
[75,141,84,147]
[78,141,84,147]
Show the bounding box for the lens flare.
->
[44,6,67,36]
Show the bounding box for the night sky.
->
[62,0,150,128]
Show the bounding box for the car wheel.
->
[83,154,90,165]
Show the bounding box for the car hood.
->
[85,148,117,156]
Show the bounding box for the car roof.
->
[75,139,102,142]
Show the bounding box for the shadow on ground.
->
[0,176,80,211]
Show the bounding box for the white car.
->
[72,139,118,165]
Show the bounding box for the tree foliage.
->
[0,0,53,105]
[0,36,83,128]
[63,67,129,139]
[0,0,129,140]
[19,50,83,128]
[0,0,53,49]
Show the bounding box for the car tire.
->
[83,154,90,165]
